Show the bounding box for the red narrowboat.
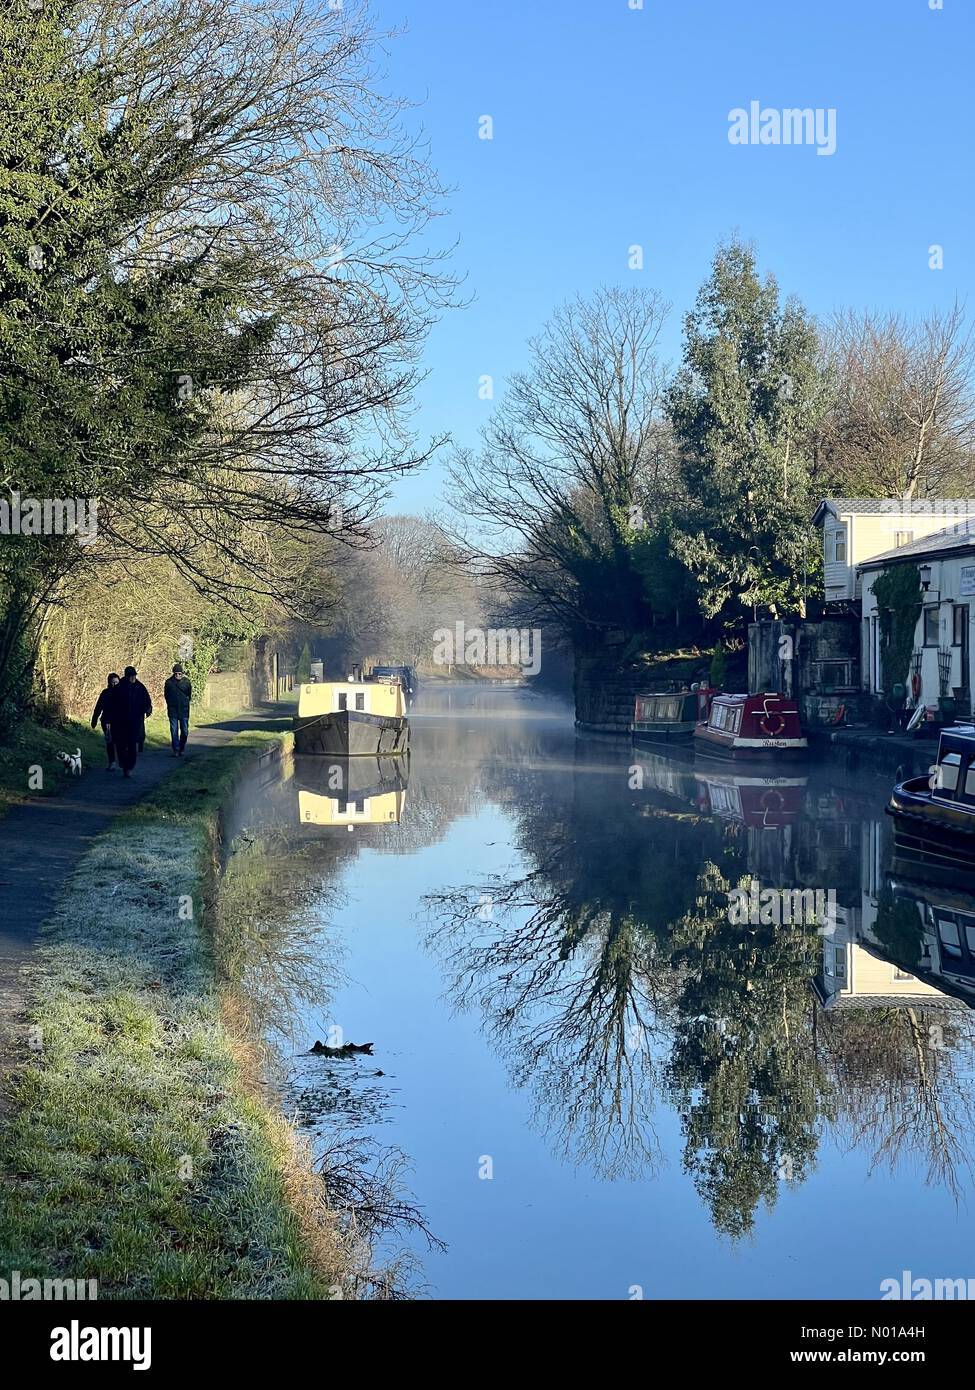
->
[693,692,807,762]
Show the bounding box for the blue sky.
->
[371,0,974,513]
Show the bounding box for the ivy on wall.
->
[871,566,922,695]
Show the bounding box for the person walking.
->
[164,664,192,756]
[90,672,120,769]
[106,666,153,777]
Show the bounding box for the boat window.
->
[938,918,963,958]
[966,923,975,954]
[729,707,742,734]
[936,752,961,792]
[965,766,975,798]
[660,697,679,720]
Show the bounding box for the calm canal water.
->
[226,686,975,1299]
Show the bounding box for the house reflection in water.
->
[635,751,975,1013]
[813,808,975,1011]
[294,754,408,827]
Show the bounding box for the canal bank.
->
[809,724,942,779]
[0,728,347,1299]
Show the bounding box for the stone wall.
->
[748,616,862,725]
[202,670,260,710]
[573,653,710,733]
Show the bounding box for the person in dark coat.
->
[90,672,120,769]
[164,664,192,756]
[106,666,153,777]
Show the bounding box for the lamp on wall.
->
[920,563,933,593]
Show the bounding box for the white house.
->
[812,498,975,604]
[858,521,975,709]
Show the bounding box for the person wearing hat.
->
[105,666,153,777]
[90,671,121,769]
[164,663,193,756]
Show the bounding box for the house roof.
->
[857,519,975,570]
[813,497,975,525]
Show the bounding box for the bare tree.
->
[447,286,676,653]
[1,0,452,707]
[819,304,975,498]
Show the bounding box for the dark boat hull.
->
[293,753,409,799]
[887,775,975,873]
[293,710,410,757]
[633,722,696,745]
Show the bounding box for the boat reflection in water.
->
[872,874,975,1008]
[695,768,806,829]
[294,754,409,828]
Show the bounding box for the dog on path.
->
[57,748,83,776]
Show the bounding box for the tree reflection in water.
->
[425,751,975,1239]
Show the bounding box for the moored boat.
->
[886,726,975,876]
[693,692,807,761]
[293,678,410,757]
[369,663,418,708]
[632,687,712,745]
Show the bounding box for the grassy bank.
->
[0,730,345,1298]
[0,717,107,815]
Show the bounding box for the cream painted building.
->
[858,522,975,707]
[813,498,975,605]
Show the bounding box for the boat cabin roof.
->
[637,688,693,698]
[932,727,975,803]
[938,727,975,758]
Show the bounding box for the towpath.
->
[0,709,286,1105]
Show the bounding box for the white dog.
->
[57,748,83,776]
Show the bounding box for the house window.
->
[894,530,914,547]
[924,607,940,646]
[954,605,968,646]
[816,659,854,690]
[337,692,348,711]
[355,692,365,711]
[830,528,847,564]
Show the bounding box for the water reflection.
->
[295,755,409,827]
[418,711,975,1238]
[226,688,975,1293]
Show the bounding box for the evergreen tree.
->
[667,238,823,625]
[296,642,312,684]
